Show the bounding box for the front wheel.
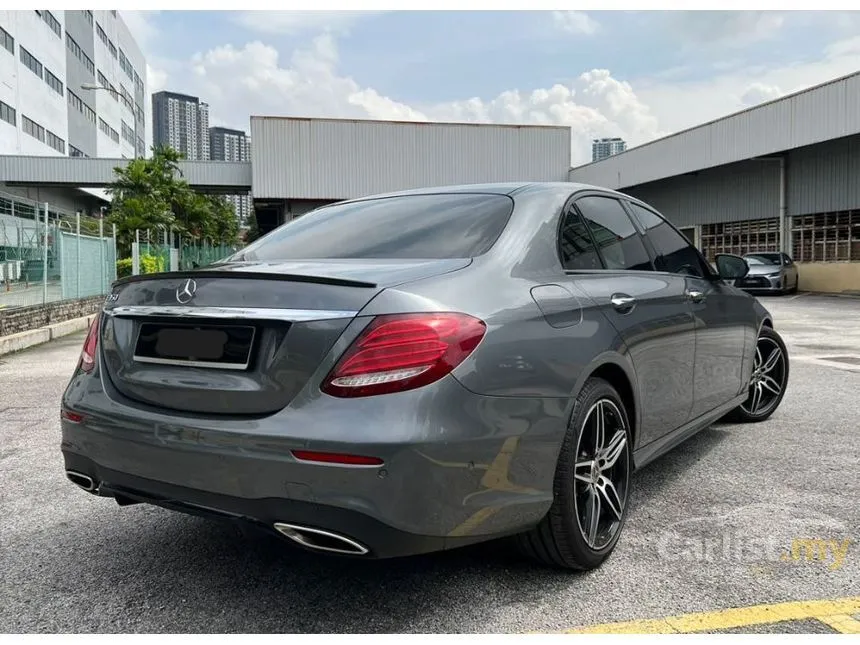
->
[516,377,632,570]
[726,326,789,423]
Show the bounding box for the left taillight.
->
[79,314,100,373]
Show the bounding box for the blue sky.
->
[127,10,860,164]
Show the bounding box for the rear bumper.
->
[62,452,478,558]
[60,370,565,558]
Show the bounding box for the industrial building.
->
[1,69,858,293]
[568,70,860,293]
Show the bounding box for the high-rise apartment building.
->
[209,125,251,224]
[151,90,210,160]
[0,10,147,159]
[591,137,626,162]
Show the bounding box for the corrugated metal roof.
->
[0,156,252,191]
[251,117,571,200]
[568,70,860,189]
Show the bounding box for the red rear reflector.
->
[61,408,85,423]
[79,314,100,373]
[321,312,486,398]
[291,450,383,466]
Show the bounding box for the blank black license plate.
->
[133,323,255,370]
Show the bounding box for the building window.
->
[20,47,43,79]
[700,218,780,262]
[84,10,94,26]
[46,129,65,154]
[44,68,64,96]
[69,144,89,158]
[134,71,144,95]
[120,85,133,111]
[1,25,14,55]
[22,115,46,143]
[68,90,96,123]
[99,117,119,143]
[119,49,134,81]
[97,71,118,100]
[121,119,135,144]
[39,10,62,38]
[136,136,145,156]
[66,34,95,75]
[136,104,144,124]
[96,23,108,47]
[792,211,860,262]
[0,100,15,127]
[108,40,117,58]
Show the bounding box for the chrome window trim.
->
[104,305,358,323]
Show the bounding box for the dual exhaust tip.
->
[273,522,369,556]
[66,471,368,556]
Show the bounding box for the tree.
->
[106,145,240,256]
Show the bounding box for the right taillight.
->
[321,312,486,398]
[79,314,100,373]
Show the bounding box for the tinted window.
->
[575,196,652,271]
[627,202,712,278]
[236,193,514,261]
[559,208,602,270]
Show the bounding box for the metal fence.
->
[1,191,116,310]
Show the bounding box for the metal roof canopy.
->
[0,155,252,193]
[568,70,860,190]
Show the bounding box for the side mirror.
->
[715,253,749,280]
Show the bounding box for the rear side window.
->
[237,193,514,260]
[575,196,653,271]
[559,208,603,270]
[627,202,713,278]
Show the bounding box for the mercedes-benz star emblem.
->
[175,278,197,304]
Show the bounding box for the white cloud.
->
[665,11,785,48]
[552,11,600,36]
[740,82,784,107]
[153,34,662,165]
[234,10,379,35]
[635,34,860,135]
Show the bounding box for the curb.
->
[0,314,96,357]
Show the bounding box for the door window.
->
[574,196,653,271]
[627,202,713,278]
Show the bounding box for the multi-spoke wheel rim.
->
[741,336,786,416]
[573,399,630,551]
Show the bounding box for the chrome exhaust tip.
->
[66,470,96,492]
[273,522,370,556]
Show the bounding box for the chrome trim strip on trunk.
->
[104,306,359,322]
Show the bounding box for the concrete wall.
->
[798,263,860,295]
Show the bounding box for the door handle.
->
[610,293,636,312]
[686,289,705,303]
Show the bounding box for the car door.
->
[557,193,697,446]
[625,200,753,420]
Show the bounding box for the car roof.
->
[333,181,629,204]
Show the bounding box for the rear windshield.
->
[234,193,514,261]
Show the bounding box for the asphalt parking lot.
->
[1,293,858,633]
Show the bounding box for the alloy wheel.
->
[573,399,630,550]
[740,335,787,417]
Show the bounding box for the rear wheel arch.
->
[582,360,638,449]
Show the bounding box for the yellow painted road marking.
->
[817,614,860,634]
[560,596,860,634]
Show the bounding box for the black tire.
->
[516,377,632,570]
[725,326,789,423]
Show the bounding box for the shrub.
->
[116,253,166,279]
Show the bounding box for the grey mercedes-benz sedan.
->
[61,182,790,570]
